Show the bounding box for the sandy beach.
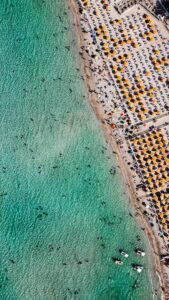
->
[69,0,169,298]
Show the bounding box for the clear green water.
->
[0,0,160,299]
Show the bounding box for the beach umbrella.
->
[153,196,158,201]
[94,11,100,16]
[163,205,168,211]
[156,201,161,207]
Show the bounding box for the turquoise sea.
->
[0,0,160,299]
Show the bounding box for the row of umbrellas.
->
[131,129,169,232]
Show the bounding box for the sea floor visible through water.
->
[0,0,160,299]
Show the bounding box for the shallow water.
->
[0,0,160,299]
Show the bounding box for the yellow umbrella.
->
[155,50,160,54]
[141,116,146,121]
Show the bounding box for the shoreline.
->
[69,0,165,298]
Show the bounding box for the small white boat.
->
[120,251,129,258]
[136,249,145,257]
[115,260,123,266]
[133,265,144,273]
